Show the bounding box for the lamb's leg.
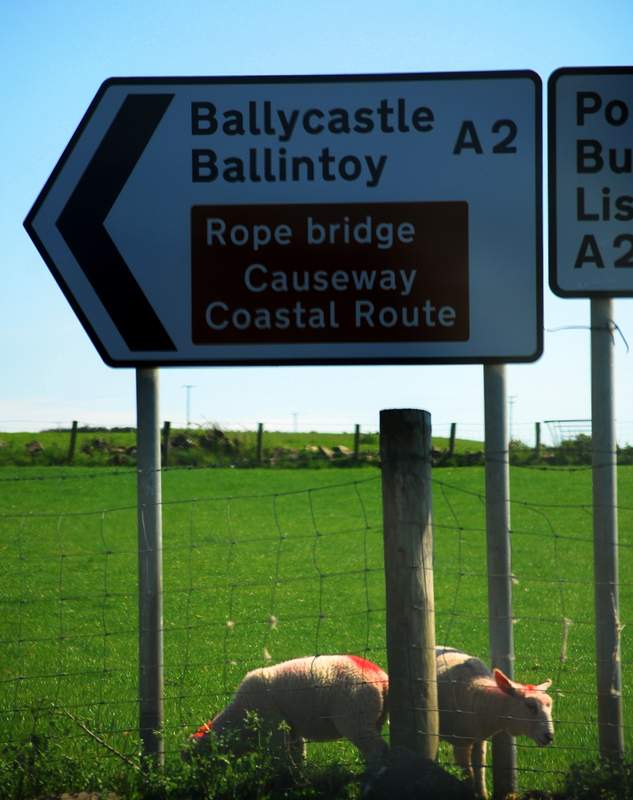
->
[452,743,475,792]
[334,716,388,770]
[266,715,306,765]
[286,734,307,766]
[471,739,488,799]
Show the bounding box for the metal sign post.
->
[590,298,624,756]
[549,67,631,758]
[136,368,164,766]
[484,364,516,796]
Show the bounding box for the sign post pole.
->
[136,367,164,766]
[590,298,624,757]
[484,363,516,797]
[549,67,631,760]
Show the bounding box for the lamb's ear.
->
[493,668,518,695]
[534,679,552,692]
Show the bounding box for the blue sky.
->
[2,0,632,443]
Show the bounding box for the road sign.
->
[25,72,542,366]
[549,67,633,297]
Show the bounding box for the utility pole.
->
[182,384,195,428]
[508,395,517,443]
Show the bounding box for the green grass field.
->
[0,463,631,798]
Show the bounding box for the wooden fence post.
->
[380,408,438,760]
[448,422,457,457]
[256,422,264,464]
[353,423,361,462]
[534,421,541,459]
[162,421,171,468]
[67,420,78,464]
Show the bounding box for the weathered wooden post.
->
[448,422,457,457]
[380,408,438,759]
[161,420,171,468]
[353,423,361,462]
[67,420,78,464]
[256,422,264,464]
[534,421,541,459]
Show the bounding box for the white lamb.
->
[190,654,389,767]
[436,646,554,799]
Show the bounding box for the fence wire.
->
[0,465,631,794]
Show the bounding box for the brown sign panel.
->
[191,201,468,345]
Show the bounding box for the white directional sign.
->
[549,67,633,296]
[25,72,542,366]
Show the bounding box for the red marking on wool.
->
[348,655,384,675]
[192,720,213,739]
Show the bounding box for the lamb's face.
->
[493,668,554,746]
[189,719,214,755]
[521,690,555,746]
[188,713,261,757]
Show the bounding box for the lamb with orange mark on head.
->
[436,646,554,799]
[189,654,389,768]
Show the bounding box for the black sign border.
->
[548,66,633,299]
[25,70,543,367]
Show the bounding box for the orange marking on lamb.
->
[348,655,385,677]
[192,720,213,739]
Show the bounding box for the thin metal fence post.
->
[484,364,516,798]
[136,368,164,766]
[380,408,438,760]
[590,298,624,757]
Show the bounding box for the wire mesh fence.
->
[0,462,631,794]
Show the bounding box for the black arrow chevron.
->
[57,93,177,352]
